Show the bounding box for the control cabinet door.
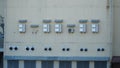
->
[94,61,107,68]
[77,61,89,68]
[24,60,36,68]
[8,60,19,68]
[41,61,53,68]
[59,61,71,68]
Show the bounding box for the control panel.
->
[4,18,111,57]
[4,0,112,58]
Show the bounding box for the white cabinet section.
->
[79,24,87,33]
[18,24,26,33]
[91,24,99,33]
[55,24,62,33]
[43,24,50,33]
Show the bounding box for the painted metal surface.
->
[77,61,89,68]
[24,60,36,68]
[41,61,53,68]
[94,61,107,68]
[4,0,113,68]
[4,0,112,57]
[59,61,71,68]
[4,56,110,61]
[7,60,19,68]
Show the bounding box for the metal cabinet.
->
[24,60,36,68]
[94,61,107,68]
[8,60,19,68]
[59,61,71,68]
[77,61,89,68]
[41,61,53,68]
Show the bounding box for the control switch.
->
[80,24,87,33]
[55,24,62,33]
[43,24,50,33]
[92,24,99,33]
[19,24,26,33]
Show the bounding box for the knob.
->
[49,48,52,51]
[31,47,35,51]
[44,48,47,51]
[14,47,18,50]
[80,48,83,51]
[67,48,70,51]
[97,48,100,51]
[101,48,105,51]
[9,47,13,50]
[84,48,88,51]
[62,48,65,51]
[26,47,29,51]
